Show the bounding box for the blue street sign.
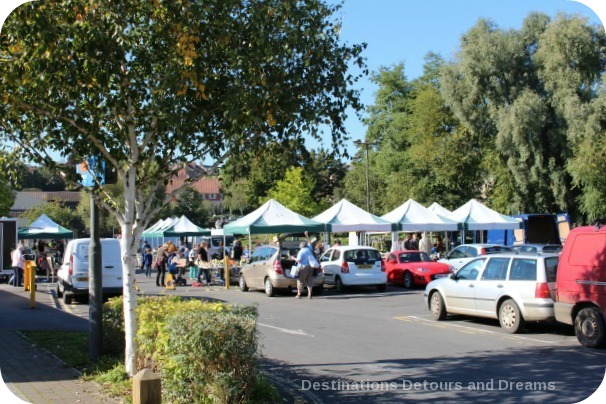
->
[76,156,106,187]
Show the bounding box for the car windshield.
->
[398,252,432,263]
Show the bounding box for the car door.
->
[474,257,511,317]
[246,247,267,289]
[320,249,338,285]
[442,258,485,314]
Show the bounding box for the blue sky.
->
[0,1,603,162]
[329,0,603,157]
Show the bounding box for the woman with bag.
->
[155,243,169,287]
[295,241,315,299]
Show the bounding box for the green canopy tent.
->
[18,214,74,239]
[223,199,328,250]
[223,199,327,235]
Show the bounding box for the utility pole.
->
[354,139,378,212]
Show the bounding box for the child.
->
[143,247,153,278]
[189,260,199,283]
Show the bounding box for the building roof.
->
[165,165,221,196]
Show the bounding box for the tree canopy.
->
[0,0,366,375]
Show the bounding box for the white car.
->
[319,246,387,292]
[438,244,512,270]
[56,238,124,304]
[424,252,559,333]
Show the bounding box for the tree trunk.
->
[122,167,139,377]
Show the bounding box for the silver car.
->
[438,244,512,270]
[424,252,559,333]
[238,244,323,297]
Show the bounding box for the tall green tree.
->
[0,0,365,375]
[266,166,319,217]
[221,178,250,216]
[441,13,606,219]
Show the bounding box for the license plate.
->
[357,265,372,269]
[76,277,89,282]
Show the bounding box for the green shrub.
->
[102,296,124,356]
[160,307,259,403]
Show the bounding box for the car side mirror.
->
[450,273,456,280]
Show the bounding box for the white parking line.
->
[258,322,315,337]
[394,315,563,344]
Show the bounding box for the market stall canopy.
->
[427,202,452,219]
[448,199,522,231]
[313,199,396,232]
[141,217,178,238]
[382,199,460,231]
[18,214,74,239]
[223,199,327,235]
[162,215,211,237]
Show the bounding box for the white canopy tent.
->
[427,202,452,219]
[448,199,521,244]
[448,199,521,231]
[382,199,460,252]
[313,199,396,232]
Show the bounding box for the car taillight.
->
[273,260,284,275]
[69,254,73,276]
[380,260,386,272]
[341,261,350,274]
[535,282,551,299]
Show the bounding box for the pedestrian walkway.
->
[0,284,119,403]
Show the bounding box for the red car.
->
[385,250,453,288]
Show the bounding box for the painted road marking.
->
[394,315,569,344]
[258,323,315,337]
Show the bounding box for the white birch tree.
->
[0,0,365,375]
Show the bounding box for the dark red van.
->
[554,223,606,348]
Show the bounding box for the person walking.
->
[155,243,169,287]
[295,240,316,299]
[11,244,25,287]
[143,247,153,278]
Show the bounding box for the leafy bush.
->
[160,307,259,403]
[103,296,271,402]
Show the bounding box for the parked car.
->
[438,244,512,270]
[511,244,562,254]
[56,238,124,304]
[425,252,559,333]
[385,250,453,288]
[238,244,323,297]
[319,246,387,292]
[554,223,606,348]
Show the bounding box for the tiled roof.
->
[165,166,221,196]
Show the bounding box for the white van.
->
[56,238,123,304]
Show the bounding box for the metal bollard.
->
[24,260,36,308]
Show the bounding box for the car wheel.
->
[575,307,606,348]
[264,278,275,297]
[499,299,525,334]
[63,292,72,305]
[430,291,446,321]
[239,275,248,292]
[403,271,414,289]
[376,284,386,292]
[56,282,63,298]
[335,277,346,293]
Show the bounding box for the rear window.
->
[484,246,512,254]
[398,252,432,263]
[344,249,381,264]
[544,257,559,282]
[509,258,537,281]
